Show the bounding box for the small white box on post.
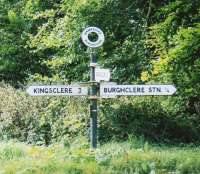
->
[95,68,110,82]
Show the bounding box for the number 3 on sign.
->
[78,88,82,94]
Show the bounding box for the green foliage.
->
[0,83,89,144]
[0,140,200,174]
[0,143,25,160]
[99,96,200,143]
[27,0,149,83]
[1,0,200,145]
[0,0,44,86]
[139,0,200,143]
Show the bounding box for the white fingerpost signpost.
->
[81,26,106,148]
[100,84,176,97]
[27,26,177,149]
[26,85,88,96]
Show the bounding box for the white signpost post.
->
[27,26,177,149]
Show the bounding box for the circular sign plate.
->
[81,27,105,48]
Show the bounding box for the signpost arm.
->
[90,49,98,148]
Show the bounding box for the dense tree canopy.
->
[0,0,200,144]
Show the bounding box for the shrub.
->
[0,82,89,145]
[99,96,200,143]
[1,81,200,144]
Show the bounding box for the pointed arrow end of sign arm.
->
[172,85,177,95]
[164,85,177,95]
[26,86,37,96]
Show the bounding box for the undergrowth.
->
[0,137,200,174]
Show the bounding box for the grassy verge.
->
[0,138,200,174]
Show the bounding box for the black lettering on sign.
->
[126,88,131,93]
[53,88,57,93]
[40,88,45,93]
[45,88,48,93]
[78,88,82,94]
[69,88,72,93]
[136,87,141,92]
[149,87,161,92]
[64,88,68,93]
[34,88,38,93]
[104,88,107,93]
[61,88,64,93]
[157,87,161,92]
[49,88,53,93]
[116,88,121,93]
[57,88,61,93]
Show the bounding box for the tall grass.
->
[0,142,25,160]
[0,138,200,174]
